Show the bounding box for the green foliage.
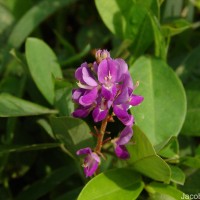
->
[128,126,171,182]
[78,168,144,200]
[130,56,186,145]
[0,0,200,199]
[26,38,63,105]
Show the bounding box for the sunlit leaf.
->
[130,56,187,145]
[78,168,144,200]
[127,126,171,183]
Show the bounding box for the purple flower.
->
[76,147,100,177]
[72,49,143,127]
[113,126,133,159]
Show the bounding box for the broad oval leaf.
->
[78,168,144,200]
[130,56,186,145]
[26,38,63,105]
[128,126,171,183]
[0,93,57,117]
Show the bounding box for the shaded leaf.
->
[8,0,77,48]
[0,143,60,154]
[181,80,200,136]
[16,165,76,200]
[162,18,192,37]
[0,93,57,117]
[50,116,94,157]
[26,37,62,105]
[157,137,179,160]
[179,169,200,194]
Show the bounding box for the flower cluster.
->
[72,50,143,177]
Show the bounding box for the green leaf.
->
[0,4,14,35]
[55,187,82,200]
[162,18,192,37]
[26,37,63,105]
[163,0,183,19]
[157,137,179,160]
[176,44,200,81]
[169,165,185,185]
[127,126,171,183]
[8,0,77,48]
[0,143,60,154]
[55,80,74,116]
[179,169,200,194]
[150,15,167,59]
[95,0,158,39]
[130,56,186,145]
[37,118,55,139]
[181,156,200,169]
[95,0,160,59]
[78,168,144,200]
[146,182,185,200]
[0,93,57,117]
[50,116,94,157]
[181,80,200,136]
[16,165,76,200]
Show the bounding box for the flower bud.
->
[95,49,110,63]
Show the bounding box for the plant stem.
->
[95,115,109,153]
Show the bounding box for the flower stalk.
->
[95,114,109,153]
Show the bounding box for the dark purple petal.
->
[72,88,85,103]
[72,106,91,118]
[101,85,117,101]
[79,87,98,106]
[117,126,133,145]
[114,88,129,105]
[76,147,92,155]
[92,107,108,122]
[129,94,144,106]
[115,145,130,159]
[113,105,134,126]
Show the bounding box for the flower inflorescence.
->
[72,49,143,177]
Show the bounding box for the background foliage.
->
[0,0,200,199]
